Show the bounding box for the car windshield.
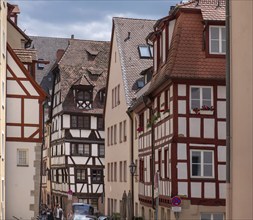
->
[73,205,94,215]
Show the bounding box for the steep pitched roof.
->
[146,0,225,94]
[29,36,69,85]
[113,17,156,107]
[57,39,110,114]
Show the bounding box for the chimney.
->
[56,49,65,62]
[71,34,74,39]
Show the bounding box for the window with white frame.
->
[1,132,4,160]
[17,149,29,166]
[190,86,213,110]
[201,213,224,220]
[191,150,214,178]
[209,26,226,54]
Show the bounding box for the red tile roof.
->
[148,1,225,94]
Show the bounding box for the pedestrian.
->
[53,204,62,220]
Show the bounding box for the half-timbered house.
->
[131,1,226,219]
[104,17,155,218]
[50,39,110,213]
[6,43,46,219]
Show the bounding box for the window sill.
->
[17,164,29,167]
[190,110,214,115]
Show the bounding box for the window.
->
[123,161,127,182]
[138,45,153,58]
[123,120,127,141]
[1,132,4,160]
[91,169,103,183]
[71,143,90,156]
[164,149,168,178]
[209,26,226,54]
[71,115,90,129]
[17,149,29,166]
[76,169,87,182]
[201,213,224,220]
[75,89,93,109]
[191,150,214,178]
[98,144,105,158]
[190,86,213,110]
[114,124,117,144]
[139,113,144,130]
[107,163,110,181]
[114,162,117,181]
[97,117,104,130]
[119,161,123,182]
[139,159,144,182]
[107,127,110,146]
[119,122,122,143]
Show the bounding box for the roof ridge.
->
[113,16,156,22]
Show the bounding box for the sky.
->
[9,0,180,41]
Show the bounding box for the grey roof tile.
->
[113,17,155,107]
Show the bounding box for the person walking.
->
[54,204,63,220]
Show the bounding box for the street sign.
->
[171,196,182,206]
[172,206,182,212]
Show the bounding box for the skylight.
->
[138,45,153,58]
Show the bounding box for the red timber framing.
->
[6,43,46,143]
[137,78,226,208]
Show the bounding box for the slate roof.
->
[113,17,156,107]
[145,0,225,95]
[57,39,110,114]
[29,36,69,86]
[13,48,37,63]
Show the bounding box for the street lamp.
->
[129,162,137,175]
[129,161,137,220]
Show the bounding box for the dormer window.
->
[209,26,226,55]
[75,88,93,109]
[138,45,153,58]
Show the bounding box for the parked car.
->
[72,203,94,216]
[98,216,111,220]
[73,214,97,220]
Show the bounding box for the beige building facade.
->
[0,0,7,219]
[228,0,253,219]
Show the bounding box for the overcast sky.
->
[9,0,180,41]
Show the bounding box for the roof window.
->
[138,45,153,58]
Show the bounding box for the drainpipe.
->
[126,109,134,220]
[226,0,231,218]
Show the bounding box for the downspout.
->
[126,109,134,220]
[226,0,231,218]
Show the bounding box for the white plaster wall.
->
[63,114,70,128]
[24,99,39,124]
[177,163,187,179]
[217,86,226,99]
[92,144,98,156]
[178,182,188,196]
[178,100,186,114]
[91,116,96,129]
[191,182,201,198]
[178,84,186,97]
[218,165,226,181]
[80,130,90,138]
[7,52,26,78]
[217,101,226,119]
[219,183,226,199]
[24,127,38,138]
[7,80,26,95]
[190,118,201,137]
[7,126,21,137]
[177,143,187,160]
[204,119,214,138]
[178,117,186,136]
[217,146,226,162]
[22,81,39,96]
[6,98,21,123]
[218,121,226,139]
[204,182,216,198]
[6,142,36,219]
